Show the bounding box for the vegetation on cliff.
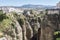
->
[0,10,60,40]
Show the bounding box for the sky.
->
[0,0,60,6]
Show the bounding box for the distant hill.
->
[0,4,56,9]
[20,4,56,9]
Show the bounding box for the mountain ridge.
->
[0,4,56,9]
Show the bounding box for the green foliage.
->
[12,12,18,17]
[0,10,3,16]
[0,14,8,21]
[54,31,60,35]
[0,19,12,31]
[18,18,24,26]
[56,38,60,40]
[30,10,33,14]
[0,10,6,21]
[18,14,25,26]
[54,32,59,35]
[37,13,45,18]
[0,11,12,32]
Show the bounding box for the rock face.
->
[38,14,60,40]
[25,21,33,40]
[0,10,60,40]
[0,37,7,40]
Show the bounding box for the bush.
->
[0,11,12,32]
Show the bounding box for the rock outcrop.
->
[0,10,60,40]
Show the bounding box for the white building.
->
[56,1,60,8]
[9,8,24,14]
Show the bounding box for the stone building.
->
[46,9,60,14]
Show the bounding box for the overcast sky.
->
[0,0,60,6]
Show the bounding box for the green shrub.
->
[0,10,3,16]
[54,31,60,35]
[0,11,12,32]
[0,19,12,31]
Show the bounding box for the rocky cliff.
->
[0,10,60,40]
